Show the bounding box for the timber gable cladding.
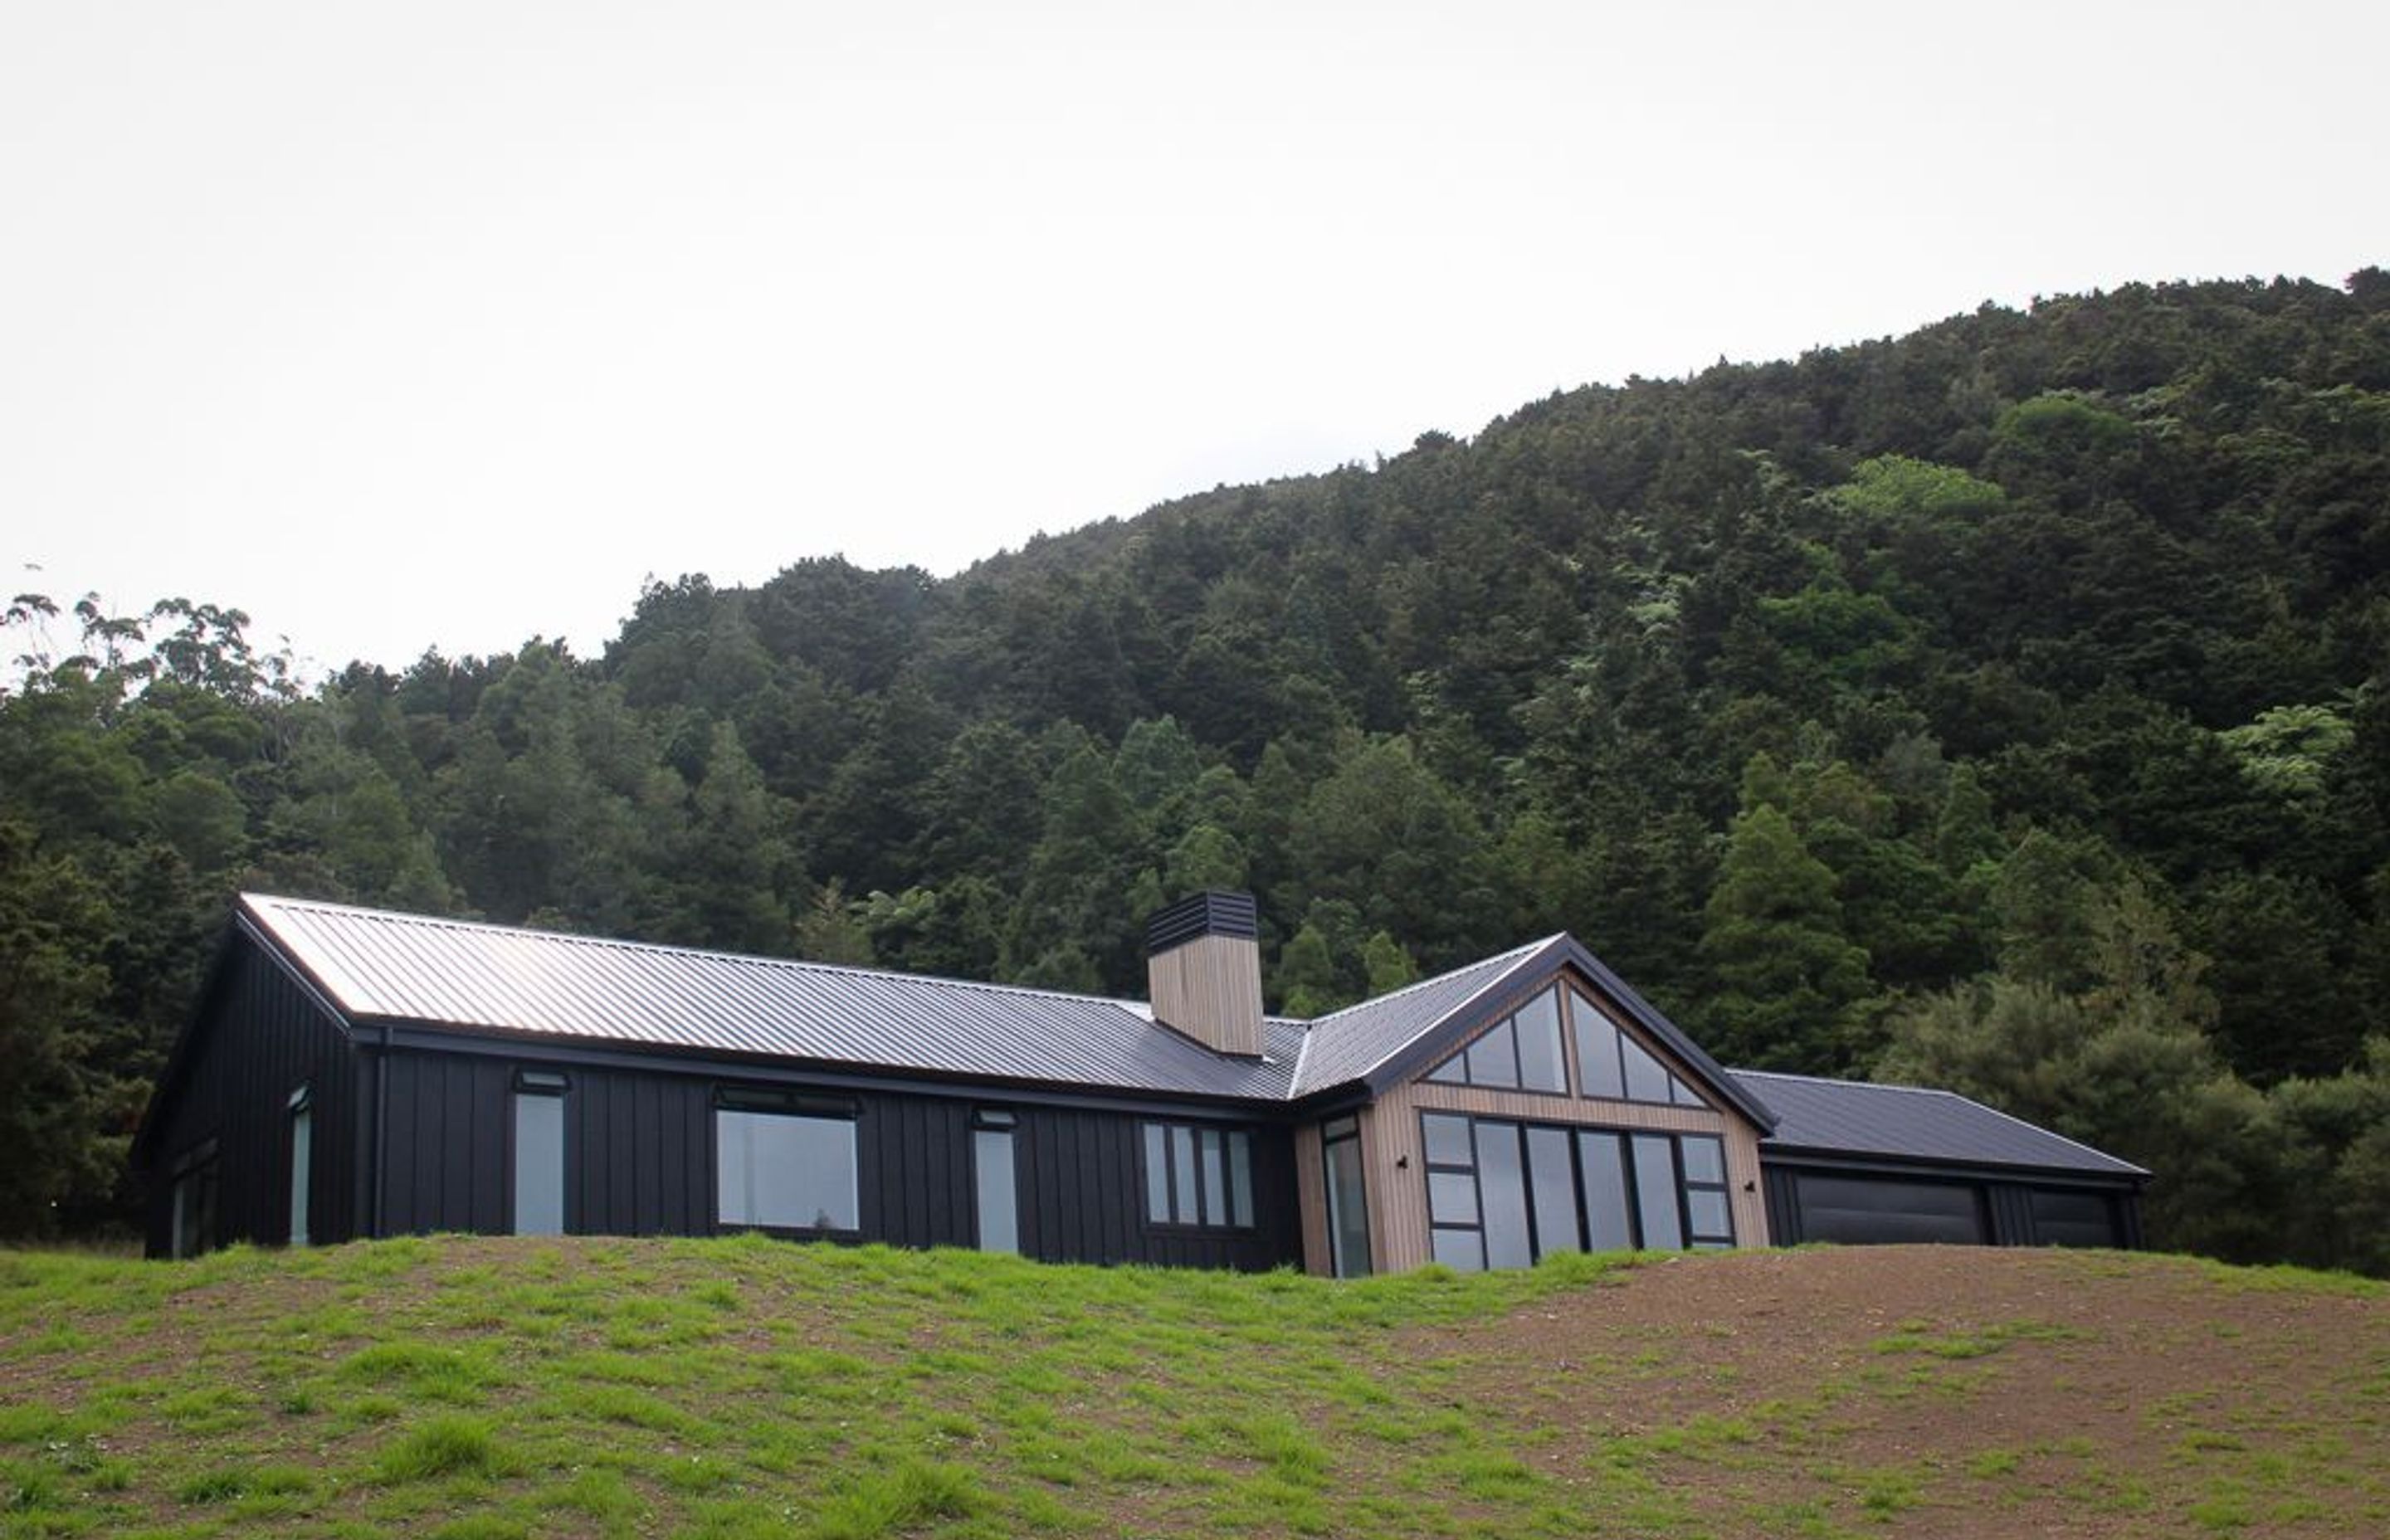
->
[135,893,2147,1270]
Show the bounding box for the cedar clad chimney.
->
[1144,890,1265,1058]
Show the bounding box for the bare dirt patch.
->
[1418,1246,2390,1537]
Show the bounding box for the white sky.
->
[4,2,2384,674]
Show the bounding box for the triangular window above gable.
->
[1424,987,1568,1094]
[1571,987,1710,1109]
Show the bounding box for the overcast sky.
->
[4,2,2383,675]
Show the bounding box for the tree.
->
[1696,803,1875,1071]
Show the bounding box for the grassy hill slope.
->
[2,1238,2384,1538]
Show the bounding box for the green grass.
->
[0,1235,2381,1537]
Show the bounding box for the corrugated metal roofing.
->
[1288,938,1557,1096]
[244,894,1298,1101]
[1732,1070,2147,1177]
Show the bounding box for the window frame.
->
[1139,1119,1257,1232]
[1320,1115,1373,1279]
[1425,987,1570,1094]
[285,1084,313,1248]
[1418,1110,1736,1268]
[510,1069,569,1238]
[971,1107,1020,1255]
[712,1088,862,1236]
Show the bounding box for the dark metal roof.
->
[1732,1070,2148,1179]
[242,895,1298,1101]
[233,896,2121,1182]
[1289,937,1554,1097]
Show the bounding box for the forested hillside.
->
[7,272,2388,1270]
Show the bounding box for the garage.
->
[1734,1070,2146,1250]
[1789,1171,1988,1245]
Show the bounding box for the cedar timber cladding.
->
[1343,972,1771,1274]
[134,892,2145,1270]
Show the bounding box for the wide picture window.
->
[1424,1111,1733,1270]
[716,1091,859,1232]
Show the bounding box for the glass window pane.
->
[1426,1055,1467,1084]
[1144,1123,1170,1223]
[1428,1171,1480,1225]
[1325,1135,1372,1279]
[1432,1228,1485,1272]
[1574,996,1625,1099]
[975,1128,1017,1254]
[1525,1127,1582,1257]
[1622,1036,1673,1104]
[1171,1125,1199,1223]
[1671,1075,1706,1108]
[513,1092,564,1236]
[288,1106,313,1246]
[1199,1129,1227,1226]
[1631,1134,1684,1250]
[1422,1114,1474,1167]
[1514,991,1567,1093]
[1476,1122,1532,1270]
[1578,1132,1633,1250]
[1686,1188,1733,1242]
[1228,1131,1253,1228]
[1466,1023,1519,1089]
[1680,1135,1725,1186]
[717,1110,857,1230]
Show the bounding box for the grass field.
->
[1,1235,2383,1538]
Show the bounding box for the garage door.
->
[2027,1188,2122,1248]
[1792,1172,1988,1245]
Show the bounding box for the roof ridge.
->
[1303,933,1558,1031]
[242,892,1158,1017]
[1729,1067,1948,1094]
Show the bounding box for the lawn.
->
[1,1236,2383,1537]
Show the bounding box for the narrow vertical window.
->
[1321,1116,1371,1279]
[1475,1121,1533,1270]
[1525,1126,1582,1258]
[513,1070,568,1236]
[1144,1123,1170,1223]
[286,1087,313,1247]
[973,1109,1018,1255]
[1227,1130,1254,1228]
[1631,1134,1685,1250]
[171,1140,220,1260]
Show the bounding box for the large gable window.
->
[1142,1122,1255,1230]
[1572,989,1707,1109]
[1424,1111,1734,1270]
[715,1089,859,1232]
[1425,988,1568,1094]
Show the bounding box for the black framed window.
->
[1425,987,1568,1094]
[1321,1115,1372,1279]
[512,1070,568,1237]
[715,1089,860,1232]
[1571,988,1708,1109]
[1421,1112,1735,1271]
[170,1139,220,1260]
[286,1085,313,1248]
[973,1109,1018,1255]
[1141,1121,1255,1229]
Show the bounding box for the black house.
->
[134,892,2146,1270]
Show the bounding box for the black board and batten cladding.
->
[374,1038,1301,1270]
[141,938,361,1255]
